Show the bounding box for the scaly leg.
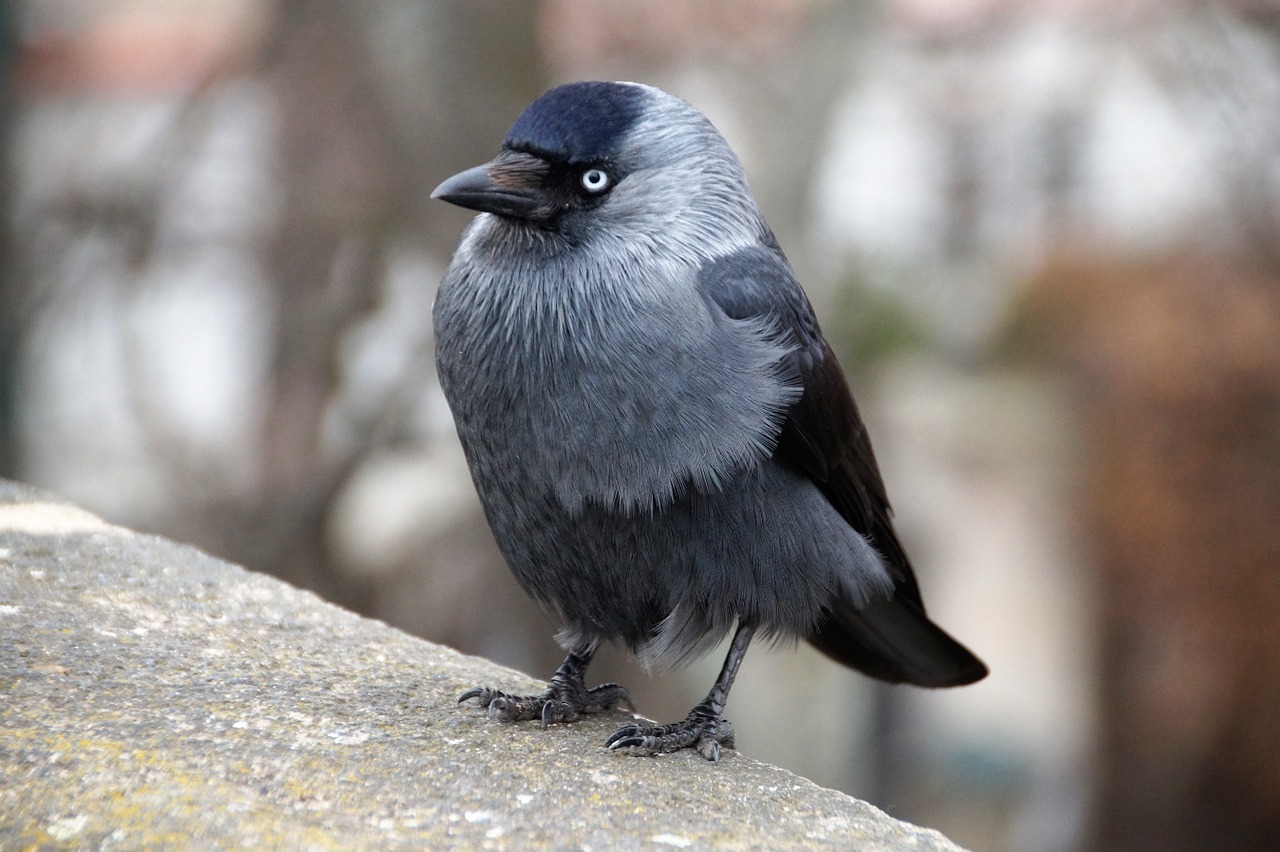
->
[606,623,756,762]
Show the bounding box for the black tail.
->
[808,592,988,688]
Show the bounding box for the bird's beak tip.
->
[431,166,483,205]
[431,157,545,220]
[431,162,505,211]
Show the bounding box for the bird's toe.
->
[605,712,734,761]
[457,686,495,705]
[585,682,633,713]
[457,675,631,729]
[540,699,580,727]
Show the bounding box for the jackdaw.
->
[432,81,987,761]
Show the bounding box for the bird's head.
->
[432,81,761,248]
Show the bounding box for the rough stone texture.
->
[0,480,964,850]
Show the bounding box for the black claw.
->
[605,724,641,748]
[457,687,490,704]
[605,703,735,761]
[540,700,576,728]
[607,735,646,751]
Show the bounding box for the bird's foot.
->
[458,680,632,727]
[605,699,736,762]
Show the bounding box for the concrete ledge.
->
[0,480,964,850]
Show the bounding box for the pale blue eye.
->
[580,168,611,194]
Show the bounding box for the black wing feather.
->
[699,244,987,687]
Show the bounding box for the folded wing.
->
[698,242,987,687]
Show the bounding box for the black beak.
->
[431,151,550,221]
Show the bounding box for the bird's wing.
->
[699,244,988,686]
[697,243,920,602]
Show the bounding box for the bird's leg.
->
[607,623,756,762]
[458,647,632,727]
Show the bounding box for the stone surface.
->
[0,480,965,850]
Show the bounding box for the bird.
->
[431,81,987,762]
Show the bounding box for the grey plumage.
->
[433,81,986,761]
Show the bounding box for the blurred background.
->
[2,1,1279,849]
